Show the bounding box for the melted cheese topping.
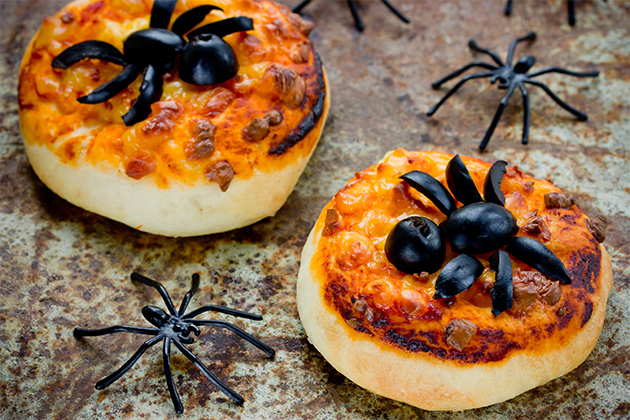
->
[19,0,323,187]
[313,149,603,362]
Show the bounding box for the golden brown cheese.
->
[312,149,605,363]
[18,0,324,188]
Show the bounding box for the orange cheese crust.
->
[298,149,612,409]
[315,149,606,360]
[18,0,325,188]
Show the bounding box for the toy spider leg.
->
[505,0,577,26]
[74,272,275,414]
[427,32,598,150]
[292,0,409,32]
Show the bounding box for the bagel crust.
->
[297,149,613,411]
[18,0,329,236]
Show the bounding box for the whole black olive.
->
[123,28,185,74]
[385,216,446,274]
[441,202,519,254]
[178,34,239,86]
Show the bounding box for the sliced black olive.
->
[385,216,446,274]
[441,202,519,254]
[178,34,239,86]
[123,28,185,74]
[434,254,484,299]
[489,250,513,317]
[400,171,456,216]
[483,160,508,206]
[505,236,572,284]
[51,41,125,69]
[446,155,483,205]
[78,64,139,104]
[171,5,224,36]
[186,16,254,40]
[122,64,163,126]
[150,0,178,29]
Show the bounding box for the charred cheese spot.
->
[317,150,604,362]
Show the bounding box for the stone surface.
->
[1,0,629,419]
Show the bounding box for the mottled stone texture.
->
[1,0,629,419]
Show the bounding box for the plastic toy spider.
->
[505,0,607,26]
[292,0,409,32]
[385,155,572,316]
[52,0,253,126]
[74,272,275,414]
[427,32,599,151]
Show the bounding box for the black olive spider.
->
[52,0,253,126]
[292,0,409,32]
[74,272,275,414]
[385,155,572,316]
[427,32,599,151]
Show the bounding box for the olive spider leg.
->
[171,5,223,36]
[191,320,276,356]
[178,274,200,316]
[51,40,125,68]
[524,79,588,120]
[78,64,139,104]
[171,339,245,404]
[122,65,164,126]
[479,83,518,151]
[427,72,496,116]
[468,40,504,67]
[381,0,410,23]
[505,0,513,15]
[292,0,313,13]
[347,0,365,31]
[517,83,531,145]
[162,338,184,414]
[95,335,164,389]
[151,0,177,29]
[527,67,599,78]
[506,32,536,66]
[184,305,264,321]
[131,272,178,315]
[431,62,498,89]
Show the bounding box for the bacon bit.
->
[413,272,430,283]
[521,209,552,241]
[296,14,315,36]
[544,192,575,209]
[353,297,368,314]
[126,156,156,180]
[400,289,427,317]
[444,319,477,351]
[60,12,75,24]
[513,269,562,314]
[556,307,567,317]
[421,303,443,321]
[506,165,525,178]
[266,64,306,108]
[88,68,100,82]
[242,117,269,142]
[264,110,283,126]
[202,87,235,117]
[205,161,234,192]
[523,181,535,193]
[142,101,181,135]
[345,318,360,329]
[290,40,311,64]
[586,215,607,243]
[185,119,216,161]
[322,208,341,236]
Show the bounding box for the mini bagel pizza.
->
[297,149,612,410]
[18,0,329,236]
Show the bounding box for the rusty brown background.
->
[1,0,629,419]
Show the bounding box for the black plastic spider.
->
[385,155,572,316]
[427,32,599,151]
[292,0,409,32]
[52,0,253,126]
[505,0,607,26]
[74,272,275,414]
